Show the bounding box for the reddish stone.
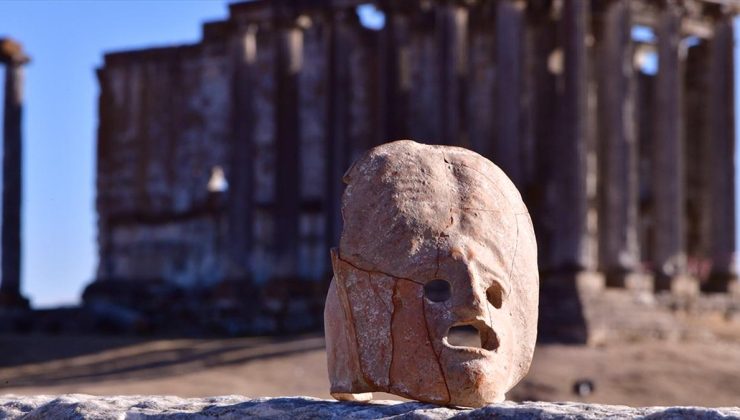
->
[325,140,539,407]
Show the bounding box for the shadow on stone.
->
[537,272,589,344]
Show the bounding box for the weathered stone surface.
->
[325,141,539,407]
[96,41,234,288]
[1,395,739,419]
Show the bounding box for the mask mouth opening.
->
[445,321,499,352]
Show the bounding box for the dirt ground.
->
[1,315,739,408]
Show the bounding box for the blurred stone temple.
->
[0,38,29,309]
[86,0,739,337]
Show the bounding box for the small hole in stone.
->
[447,325,482,348]
[424,279,451,302]
[446,323,500,351]
[487,284,503,309]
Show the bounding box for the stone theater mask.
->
[324,140,539,407]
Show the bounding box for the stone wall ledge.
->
[1,395,738,419]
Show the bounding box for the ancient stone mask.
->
[324,140,539,407]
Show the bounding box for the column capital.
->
[657,0,684,9]
[273,16,310,31]
[701,1,740,21]
[0,38,29,66]
[377,0,422,14]
[271,1,313,30]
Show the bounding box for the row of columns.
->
[0,38,28,308]
[373,0,738,293]
[597,1,738,292]
[232,2,375,281]
[374,0,600,282]
[229,0,737,293]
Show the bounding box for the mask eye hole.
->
[487,284,503,309]
[424,279,451,302]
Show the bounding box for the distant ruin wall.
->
[91,0,739,310]
[94,2,382,291]
[96,42,234,286]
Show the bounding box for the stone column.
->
[437,0,468,147]
[326,9,350,254]
[494,0,525,187]
[274,14,303,278]
[527,2,559,247]
[378,1,411,142]
[228,26,258,276]
[550,0,596,280]
[652,2,690,292]
[635,67,655,267]
[595,1,640,288]
[296,14,330,281]
[535,0,596,343]
[0,39,29,308]
[520,5,543,193]
[683,41,710,276]
[703,14,737,292]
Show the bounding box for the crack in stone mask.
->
[324,140,539,407]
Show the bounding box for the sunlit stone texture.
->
[325,140,539,407]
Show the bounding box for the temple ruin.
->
[88,0,739,336]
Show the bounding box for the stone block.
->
[1,395,739,419]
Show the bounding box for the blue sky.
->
[0,0,231,307]
[0,2,737,307]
